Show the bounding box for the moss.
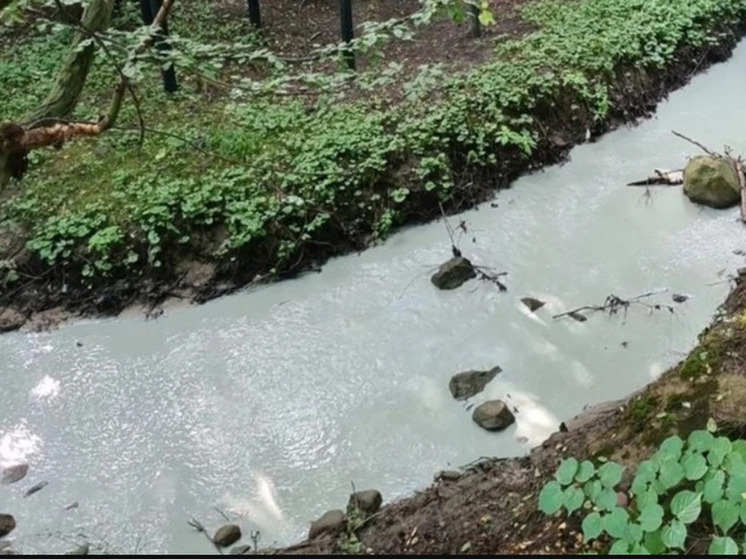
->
[626,394,659,432]
[679,331,724,380]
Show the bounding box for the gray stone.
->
[229,545,253,555]
[0,515,15,538]
[569,311,587,323]
[672,293,689,304]
[436,470,461,481]
[521,297,545,312]
[472,400,516,431]
[448,367,501,400]
[308,510,346,540]
[0,308,24,333]
[683,156,741,209]
[1,463,28,485]
[347,490,382,516]
[214,524,241,547]
[431,257,476,290]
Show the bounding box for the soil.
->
[261,273,746,555]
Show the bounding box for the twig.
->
[187,518,224,555]
[671,130,718,157]
[553,289,672,321]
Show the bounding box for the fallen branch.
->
[553,289,673,322]
[672,130,718,157]
[187,518,224,555]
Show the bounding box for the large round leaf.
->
[712,500,739,534]
[659,460,684,490]
[638,503,664,532]
[602,507,630,539]
[597,487,618,511]
[708,536,738,555]
[661,520,687,550]
[575,460,595,483]
[683,453,708,481]
[670,490,701,524]
[582,511,603,541]
[538,480,564,515]
[556,457,579,486]
[658,436,684,461]
[708,437,732,467]
[598,462,625,488]
[563,486,585,515]
[703,470,725,504]
[688,430,714,453]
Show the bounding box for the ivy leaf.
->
[584,479,602,501]
[731,441,746,464]
[556,458,579,486]
[563,486,585,515]
[682,453,708,481]
[708,536,738,555]
[582,511,603,541]
[670,490,701,524]
[643,529,666,554]
[712,500,739,534]
[575,460,595,483]
[660,520,687,550]
[602,507,630,539]
[636,488,658,512]
[659,460,684,490]
[725,451,746,476]
[623,522,644,544]
[608,540,631,555]
[635,460,658,483]
[598,462,625,488]
[704,470,725,504]
[538,481,564,515]
[688,430,714,453]
[658,436,684,461]
[638,503,664,532]
[726,474,746,501]
[597,487,619,511]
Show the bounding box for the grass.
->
[1,0,745,295]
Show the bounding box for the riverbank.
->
[263,272,746,555]
[1,0,745,331]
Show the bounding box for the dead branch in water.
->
[672,130,718,157]
[187,518,224,555]
[553,289,674,322]
[475,266,508,291]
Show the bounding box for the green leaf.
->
[739,502,746,526]
[597,487,618,511]
[670,490,701,524]
[688,430,714,453]
[731,441,746,464]
[608,540,631,555]
[659,461,685,490]
[538,481,564,515]
[726,474,746,501]
[623,522,644,544]
[584,479,602,502]
[598,462,625,488]
[603,507,630,539]
[636,488,658,511]
[704,470,725,504]
[712,500,739,534]
[683,453,708,481]
[575,460,595,483]
[709,536,738,555]
[635,460,658,483]
[661,520,687,550]
[582,511,603,541]
[563,486,585,515]
[709,437,732,467]
[658,435,684,461]
[638,503,664,532]
[643,530,666,554]
[725,451,746,476]
[556,458,579,486]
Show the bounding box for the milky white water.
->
[3,43,746,555]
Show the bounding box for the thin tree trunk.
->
[25,0,115,123]
[467,1,481,38]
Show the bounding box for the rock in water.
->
[0,308,24,333]
[472,400,516,431]
[0,515,15,538]
[449,367,502,400]
[672,293,689,304]
[1,463,28,485]
[347,490,382,516]
[683,156,741,209]
[431,256,476,290]
[521,297,545,312]
[66,543,89,555]
[214,524,242,547]
[308,510,346,540]
[229,545,253,555]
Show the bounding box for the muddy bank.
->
[1,10,745,333]
[260,273,746,555]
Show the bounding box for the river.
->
[2,42,746,555]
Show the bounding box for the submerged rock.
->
[672,293,689,303]
[431,256,476,290]
[214,524,242,547]
[568,311,588,323]
[0,514,15,538]
[449,367,502,400]
[1,463,28,485]
[66,543,89,555]
[347,490,382,516]
[472,400,516,431]
[0,308,24,333]
[521,297,545,312]
[683,156,741,208]
[309,510,346,540]
[229,545,253,555]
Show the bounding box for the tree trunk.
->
[25,0,115,123]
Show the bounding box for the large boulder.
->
[431,256,476,290]
[347,489,382,517]
[1,463,28,485]
[308,510,346,540]
[472,400,515,431]
[683,156,741,209]
[214,524,241,547]
[0,515,15,538]
[449,367,501,400]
